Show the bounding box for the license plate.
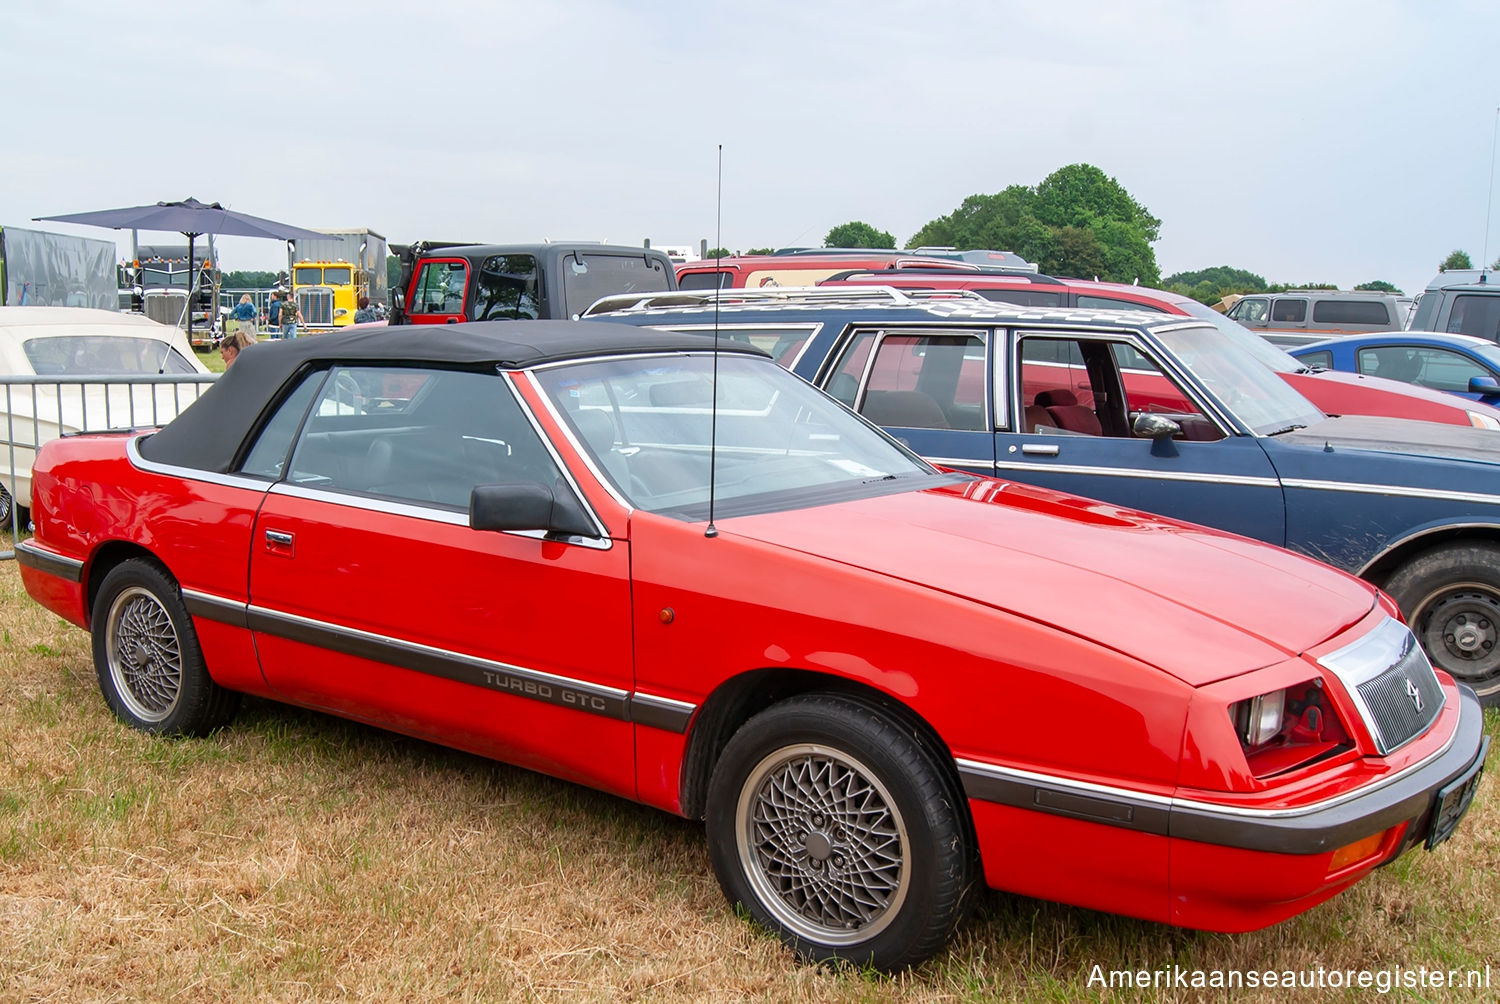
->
[1426,737,1488,850]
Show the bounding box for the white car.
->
[0,307,214,521]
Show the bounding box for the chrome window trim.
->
[639,321,824,373]
[925,456,996,470]
[265,481,613,550]
[499,371,612,540]
[127,435,277,492]
[520,370,636,512]
[1009,326,1241,438]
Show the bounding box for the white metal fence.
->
[0,374,219,558]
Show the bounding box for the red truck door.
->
[403,257,470,324]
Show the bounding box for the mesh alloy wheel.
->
[104,584,183,724]
[734,743,910,945]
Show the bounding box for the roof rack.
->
[825,267,1066,285]
[581,285,987,316]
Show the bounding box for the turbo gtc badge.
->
[1406,677,1423,712]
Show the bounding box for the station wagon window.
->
[1356,345,1492,393]
[408,260,468,315]
[279,367,563,510]
[974,288,1064,307]
[1313,300,1389,325]
[1076,295,1168,313]
[1017,335,1222,441]
[824,329,986,430]
[561,253,672,318]
[473,254,540,321]
[1271,298,1307,323]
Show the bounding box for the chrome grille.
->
[143,291,188,327]
[1318,617,1446,755]
[298,288,334,326]
[1356,644,1445,753]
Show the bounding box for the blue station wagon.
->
[588,288,1500,704]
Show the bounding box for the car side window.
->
[1271,298,1307,323]
[1297,350,1333,369]
[1446,295,1500,341]
[1076,295,1167,313]
[1017,336,1220,441]
[408,261,468,315]
[283,367,565,510]
[239,370,326,478]
[473,255,540,320]
[852,333,987,431]
[1229,298,1269,324]
[1357,345,1488,393]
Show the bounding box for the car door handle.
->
[1020,443,1060,456]
[265,529,294,546]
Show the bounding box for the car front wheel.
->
[1385,542,1500,706]
[705,693,976,969]
[91,559,239,735]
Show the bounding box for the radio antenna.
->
[705,143,723,539]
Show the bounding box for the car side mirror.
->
[1132,413,1182,441]
[388,287,406,326]
[1468,375,1499,395]
[469,482,598,539]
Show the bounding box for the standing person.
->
[277,291,303,339]
[265,291,280,338]
[353,295,377,323]
[230,293,257,335]
[218,329,256,368]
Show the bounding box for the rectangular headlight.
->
[1236,689,1286,748]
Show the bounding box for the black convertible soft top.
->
[139,319,767,473]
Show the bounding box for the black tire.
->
[0,483,12,526]
[1385,542,1500,706]
[705,693,977,970]
[90,559,239,735]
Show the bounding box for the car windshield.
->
[534,353,945,520]
[23,335,196,375]
[1174,299,1302,374]
[1152,324,1325,435]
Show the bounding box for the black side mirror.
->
[1132,413,1182,441]
[469,482,598,539]
[387,287,406,326]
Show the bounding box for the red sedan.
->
[16,322,1488,969]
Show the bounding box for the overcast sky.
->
[5,0,1498,297]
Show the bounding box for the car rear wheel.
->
[91,559,239,735]
[705,694,976,970]
[1385,543,1500,706]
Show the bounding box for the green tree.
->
[824,221,895,249]
[221,270,278,289]
[1354,280,1403,293]
[1441,250,1473,271]
[746,247,775,256]
[905,165,1160,284]
[704,248,730,259]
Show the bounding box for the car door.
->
[820,326,996,476]
[995,330,1287,545]
[403,257,470,324]
[1355,343,1500,401]
[243,364,636,797]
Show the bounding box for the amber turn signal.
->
[1327,830,1386,873]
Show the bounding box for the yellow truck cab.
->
[291,229,388,332]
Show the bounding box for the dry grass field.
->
[0,547,1495,1002]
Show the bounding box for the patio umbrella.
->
[36,198,330,341]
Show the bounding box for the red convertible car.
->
[16,322,1488,969]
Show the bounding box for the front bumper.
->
[959,684,1488,930]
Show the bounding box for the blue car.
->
[1291,332,1500,405]
[587,289,1500,704]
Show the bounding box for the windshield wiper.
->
[1267,423,1308,436]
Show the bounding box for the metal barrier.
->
[0,373,219,559]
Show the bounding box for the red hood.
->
[1285,369,1500,426]
[724,478,1376,686]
